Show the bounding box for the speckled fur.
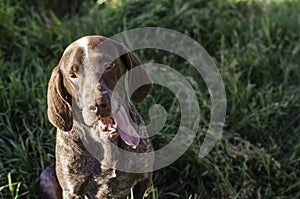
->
[54,103,152,198]
[40,36,153,199]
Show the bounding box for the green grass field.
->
[0,0,299,198]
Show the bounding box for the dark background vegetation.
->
[0,0,299,198]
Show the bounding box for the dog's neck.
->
[70,119,119,170]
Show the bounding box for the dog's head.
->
[47,36,152,132]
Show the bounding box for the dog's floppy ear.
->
[122,51,153,103]
[47,66,73,131]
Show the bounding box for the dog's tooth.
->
[111,170,116,178]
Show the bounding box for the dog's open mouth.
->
[93,106,140,149]
[96,117,117,139]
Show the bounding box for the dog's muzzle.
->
[93,106,140,149]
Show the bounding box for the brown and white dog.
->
[40,36,153,199]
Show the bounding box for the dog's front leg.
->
[61,191,85,199]
[55,130,91,199]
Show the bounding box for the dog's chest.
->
[60,128,150,197]
[91,168,146,197]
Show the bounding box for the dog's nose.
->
[88,101,109,112]
[88,105,98,113]
[88,94,111,117]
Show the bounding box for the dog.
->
[40,36,153,199]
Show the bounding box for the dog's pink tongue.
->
[114,106,140,149]
[118,127,140,149]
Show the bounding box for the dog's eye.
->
[70,72,78,78]
[70,64,79,78]
[106,62,115,71]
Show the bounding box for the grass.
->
[0,0,299,198]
